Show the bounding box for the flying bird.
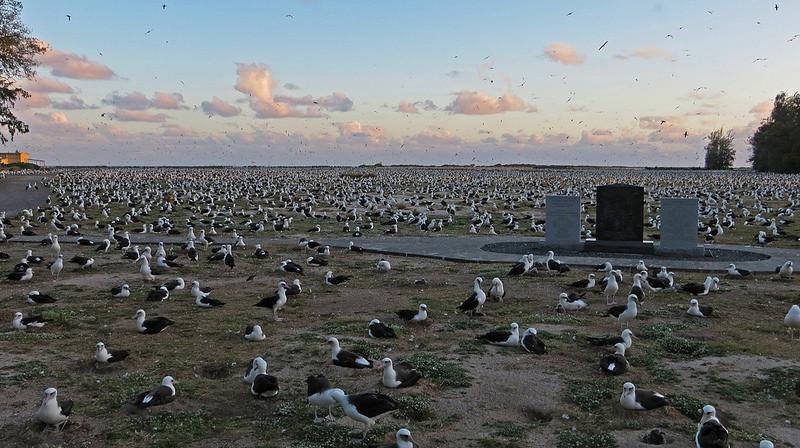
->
[598,40,608,51]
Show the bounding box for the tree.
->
[749,92,800,173]
[0,0,46,144]
[704,127,735,170]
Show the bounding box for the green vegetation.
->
[749,91,800,173]
[557,430,618,448]
[400,353,472,388]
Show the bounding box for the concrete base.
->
[543,239,585,252]
[584,239,654,254]
[654,243,706,257]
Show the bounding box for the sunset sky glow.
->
[13,1,800,167]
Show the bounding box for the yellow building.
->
[0,151,29,164]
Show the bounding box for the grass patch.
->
[345,339,384,360]
[639,323,708,360]
[395,395,437,421]
[564,378,617,412]
[531,313,583,325]
[557,430,618,448]
[703,376,749,402]
[762,366,800,399]
[667,393,704,420]
[106,410,235,448]
[650,366,679,383]
[400,353,472,388]
[490,420,528,439]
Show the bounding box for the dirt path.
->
[0,174,51,216]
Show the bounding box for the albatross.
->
[457,276,486,316]
[620,382,668,410]
[328,388,399,430]
[254,281,289,321]
[521,328,547,354]
[379,357,422,388]
[36,388,73,431]
[306,374,337,423]
[94,341,130,363]
[599,342,629,375]
[476,322,520,346]
[695,405,729,448]
[12,312,51,329]
[374,428,416,448]
[135,376,177,408]
[368,319,396,338]
[134,309,174,334]
[396,303,427,322]
[327,337,373,369]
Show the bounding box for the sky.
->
[9,0,800,167]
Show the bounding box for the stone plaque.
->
[544,195,581,245]
[595,184,643,242]
[659,198,701,252]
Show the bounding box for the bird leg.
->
[273,309,284,322]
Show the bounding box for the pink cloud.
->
[235,63,352,118]
[614,46,675,61]
[638,116,686,130]
[749,100,773,116]
[202,97,241,117]
[21,92,51,108]
[37,42,115,80]
[115,109,168,122]
[543,42,586,66]
[161,123,198,137]
[152,92,188,109]
[445,90,526,115]
[580,129,614,145]
[103,91,150,110]
[397,102,419,114]
[24,76,74,93]
[51,95,96,110]
[336,121,391,143]
[408,126,461,145]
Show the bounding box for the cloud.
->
[749,100,773,116]
[24,76,74,93]
[543,42,586,66]
[102,91,187,110]
[235,63,351,118]
[201,97,241,117]
[408,126,462,145]
[638,115,687,130]
[37,42,115,80]
[447,70,463,78]
[152,92,188,110]
[579,129,614,145]
[397,102,419,114]
[445,90,526,115]
[284,83,300,90]
[47,112,70,124]
[115,109,168,122]
[51,95,97,110]
[614,45,675,61]
[21,92,51,108]
[161,123,199,137]
[336,121,391,143]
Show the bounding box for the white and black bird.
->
[476,322,520,346]
[368,319,396,338]
[726,263,751,277]
[253,244,269,259]
[245,324,266,341]
[558,292,587,311]
[250,360,279,398]
[599,342,629,375]
[307,255,328,267]
[325,270,351,286]
[379,358,422,388]
[68,255,94,269]
[687,299,714,318]
[161,277,185,292]
[376,259,392,273]
[111,284,130,297]
[147,286,170,302]
[776,260,793,278]
[280,259,304,274]
[94,341,130,364]
[457,276,486,316]
[620,382,668,411]
[8,267,34,281]
[586,329,634,349]
[135,376,177,408]
[374,428,417,448]
[602,271,619,305]
[604,294,639,328]
[327,337,373,369]
[134,309,174,334]
[568,273,595,289]
[196,293,225,307]
[190,280,213,297]
[396,303,427,322]
[695,405,729,448]
[488,277,506,302]
[681,276,715,295]
[306,374,337,423]
[521,328,547,354]
[27,291,57,304]
[36,388,73,431]
[328,388,399,430]
[243,357,267,384]
[12,312,51,329]
[254,281,289,321]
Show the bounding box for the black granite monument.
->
[585,183,653,254]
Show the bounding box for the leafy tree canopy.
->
[749,92,800,173]
[1,0,46,144]
[704,127,735,170]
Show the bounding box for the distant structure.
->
[0,151,44,166]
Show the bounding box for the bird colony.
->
[1,166,799,447]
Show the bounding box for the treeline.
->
[749,92,800,173]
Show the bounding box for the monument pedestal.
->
[584,239,654,254]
